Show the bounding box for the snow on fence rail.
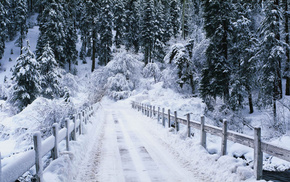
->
[131,101,290,180]
[0,104,96,182]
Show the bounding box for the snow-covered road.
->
[75,101,204,182]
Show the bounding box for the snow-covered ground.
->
[44,97,262,182]
[0,11,289,182]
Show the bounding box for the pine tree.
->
[113,0,125,49]
[256,0,283,122]
[15,0,28,55]
[38,43,60,99]
[36,0,66,66]
[200,0,232,104]
[0,2,8,60]
[79,0,94,63]
[140,0,155,64]
[10,42,41,111]
[284,0,290,95]
[229,1,256,112]
[124,0,140,53]
[98,0,113,66]
[169,0,180,38]
[62,0,78,71]
[7,0,17,41]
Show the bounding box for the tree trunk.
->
[91,31,96,72]
[20,25,23,55]
[273,98,277,124]
[285,0,290,95]
[182,0,186,40]
[247,87,254,114]
[274,0,283,99]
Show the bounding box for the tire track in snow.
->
[74,110,107,182]
[113,113,165,182]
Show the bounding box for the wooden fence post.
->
[79,112,82,135]
[72,115,77,141]
[52,123,59,159]
[83,110,87,125]
[33,132,43,182]
[158,107,160,123]
[0,152,2,182]
[174,111,179,133]
[150,105,152,117]
[153,106,155,117]
[65,119,70,151]
[147,105,149,117]
[221,119,227,155]
[254,127,263,180]
[168,109,171,128]
[187,113,191,137]
[162,108,165,127]
[200,115,206,148]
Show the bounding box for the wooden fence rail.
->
[0,104,96,182]
[132,101,290,180]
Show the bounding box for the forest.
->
[0,0,289,136]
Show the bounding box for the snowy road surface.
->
[74,101,204,182]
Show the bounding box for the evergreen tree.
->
[284,0,290,95]
[62,0,78,71]
[36,0,66,66]
[140,0,155,64]
[200,0,232,104]
[169,0,180,38]
[229,1,256,112]
[10,42,41,111]
[255,0,283,122]
[152,0,166,63]
[38,43,61,99]
[98,0,113,66]
[79,0,94,63]
[0,2,8,60]
[15,0,28,55]
[124,0,140,53]
[7,0,17,41]
[113,0,125,49]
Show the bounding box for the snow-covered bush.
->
[91,50,143,101]
[106,73,131,100]
[142,62,161,83]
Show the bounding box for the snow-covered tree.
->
[163,43,196,94]
[92,51,143,100]
[0,2,8,59]
[255,0,284,122]
[169,0,179,38]
[140,0,155,64]
[98,0,113,66]
[15,0,28,54]
[38,43,61,99]
[10,42,41,111]
[123,0,140,53]
[200,0,233,104]
[113,0,125,49]
[36,0,66,66]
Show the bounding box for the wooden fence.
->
[0,104,96,182]
[132,102,290,180]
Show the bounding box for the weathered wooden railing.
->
[132,101,290,180]
[0,104,97,182]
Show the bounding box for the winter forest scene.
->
[1,0,290,181]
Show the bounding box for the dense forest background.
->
[0,0,290,135]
